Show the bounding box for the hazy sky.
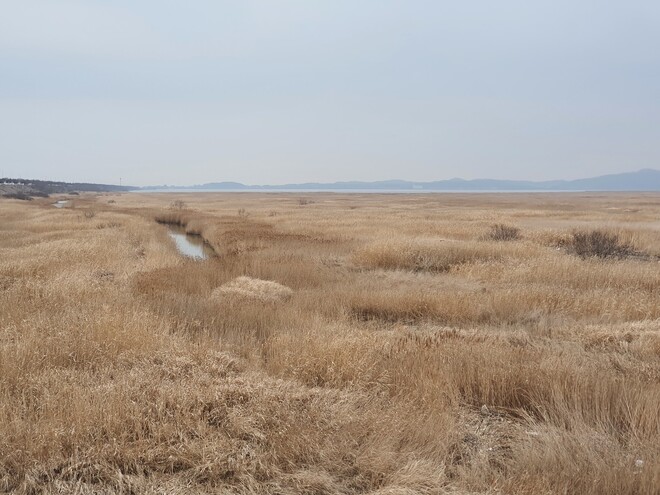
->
[1,1,659,186]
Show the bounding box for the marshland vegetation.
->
[0,192,659,494]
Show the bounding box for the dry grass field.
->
[1,192,659,494]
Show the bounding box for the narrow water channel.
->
[53,200,70,208]
[167,224,215,260]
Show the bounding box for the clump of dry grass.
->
[212,276,293,303]
[155,209,195,228]
[170,199,187,210]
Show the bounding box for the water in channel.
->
[167,224,215,260]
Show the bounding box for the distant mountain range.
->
[5,170,659,198]
[141,169,660,192]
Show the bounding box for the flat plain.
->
[1,192,659,494]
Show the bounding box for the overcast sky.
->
[1,1,659,186]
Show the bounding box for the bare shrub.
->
[238,208,249,218]
[298,198,314,206]
[170,199,187,210]
[488,223,520,241]
[84,210,96,219]
[568,230,636,259]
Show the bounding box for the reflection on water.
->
[167,224,215,260]
[53,200,70,208]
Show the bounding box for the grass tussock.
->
[212,276,293,303]
[1,193,659,494]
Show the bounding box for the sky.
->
[1,1,659,186]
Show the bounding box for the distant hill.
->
[1,178,133,199]
[141,169,660,192]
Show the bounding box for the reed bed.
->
[0,192,658,494]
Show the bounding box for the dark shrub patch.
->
[488,224,520,241]
[569,230,637,259]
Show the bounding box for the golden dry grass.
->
[212,276,293,303]
[352,238,533,272]
[1,192,659,494]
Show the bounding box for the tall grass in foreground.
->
[0,193,659,494]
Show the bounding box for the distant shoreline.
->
[135,188,588,194]
[5,168,660,196]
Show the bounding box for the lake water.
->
[167,224,215,260]
[53,200,71,208]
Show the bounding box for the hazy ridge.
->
[4,169,660,196]
[142,168,660,192]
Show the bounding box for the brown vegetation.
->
[568,229,639,259]
[488,223,521,241]
[1,192,659,494]
[212,276,293,303]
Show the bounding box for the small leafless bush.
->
[568,230,636,259]
[488,224,520,241]
[108,199,116,204]
[238,208,250,218]
[84,210,96,219]
[170,199,187,210]
[298,198,314,206]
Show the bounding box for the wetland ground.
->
[1,192,658,494]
